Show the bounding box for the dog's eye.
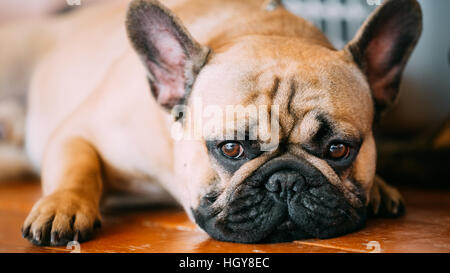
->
[327,143,350,160]
[220,142,244,159]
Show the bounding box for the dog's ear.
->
[345,0,422,113]
[126,0,210,109]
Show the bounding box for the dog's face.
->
[181,41,375,243]
[127,0,422,242]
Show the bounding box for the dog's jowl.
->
[19,0,422,245]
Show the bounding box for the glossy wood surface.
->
[0,181,449,253]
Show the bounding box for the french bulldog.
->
[19,0,422,245]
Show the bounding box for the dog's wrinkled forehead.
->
[190,36,374,135]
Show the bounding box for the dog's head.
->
[126,0,422,243]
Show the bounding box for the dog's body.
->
[14,0,422,245]
[26,0,325,202]
[27,0,334,204]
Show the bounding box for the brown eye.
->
[221,142,244,159]
[327,143,350,159]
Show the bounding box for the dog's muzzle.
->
[192,158,367,243]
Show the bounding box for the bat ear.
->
[345,0,422,114]
[126,0,210,109]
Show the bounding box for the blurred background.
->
[283,0,450,137]
[283,0,450,187]
[0,0,449,187]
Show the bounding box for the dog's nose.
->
[265,170,305,198]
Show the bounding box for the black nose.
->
[265,170,305,198]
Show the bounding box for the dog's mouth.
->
[192,160,366,243]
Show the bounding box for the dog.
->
[16,0,422,245]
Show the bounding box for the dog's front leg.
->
[22,138,102,246]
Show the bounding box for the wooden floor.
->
[0,181,449,253]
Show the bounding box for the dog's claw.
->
[22,192,101,246]
[21,225,30,238]
[31,230,45,246]
[50,231,68,246]
[389,200,398,215]
[50,232,58,245]
[73,230,80,242]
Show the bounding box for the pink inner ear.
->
[369,64,401,105]
[146,25,187,108]
[364,19,404,106]
[153,27,186,63]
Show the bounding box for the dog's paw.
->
[22,190,101,246]
[369,176,405,217]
